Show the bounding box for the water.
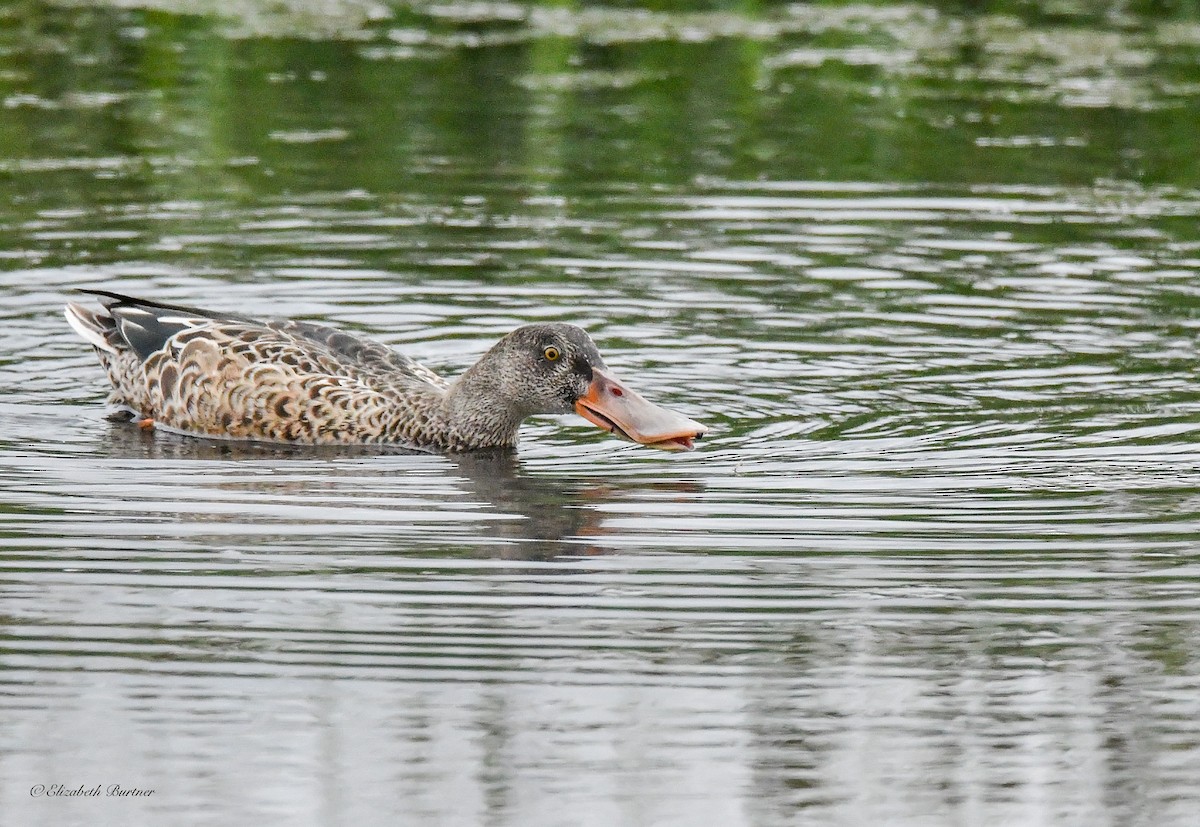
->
[3,2,1200,825]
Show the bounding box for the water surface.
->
[2,2,1200,825]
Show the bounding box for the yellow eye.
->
[543,346,560,362]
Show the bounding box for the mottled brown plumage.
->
[65,290,708,453]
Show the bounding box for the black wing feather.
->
[77,289,259,323]
[77,289,260,362]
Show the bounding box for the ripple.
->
[3,13,1200,819]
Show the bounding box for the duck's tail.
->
[64,300,120,354]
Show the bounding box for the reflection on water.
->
[111,421,652,559]
[11,420,631,560]
[3,1,1200,825]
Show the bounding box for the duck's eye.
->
[543,346,561,362]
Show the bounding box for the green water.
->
[2,2,1200,825]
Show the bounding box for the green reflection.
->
[1,0,1198,221]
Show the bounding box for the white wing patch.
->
[155,315,209,327]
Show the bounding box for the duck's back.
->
[66,291,449,445]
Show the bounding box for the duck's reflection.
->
[446,450,617,557]
[99,421,698,559]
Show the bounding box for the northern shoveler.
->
[65,290,707,453]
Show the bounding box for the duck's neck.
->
[439,365,527,451]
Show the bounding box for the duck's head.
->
[460,323,707,451]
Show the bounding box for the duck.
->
[64,290,707,453]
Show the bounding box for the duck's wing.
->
[68,290,448,388]
[67,289,258,361]
[267,319,449,390]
